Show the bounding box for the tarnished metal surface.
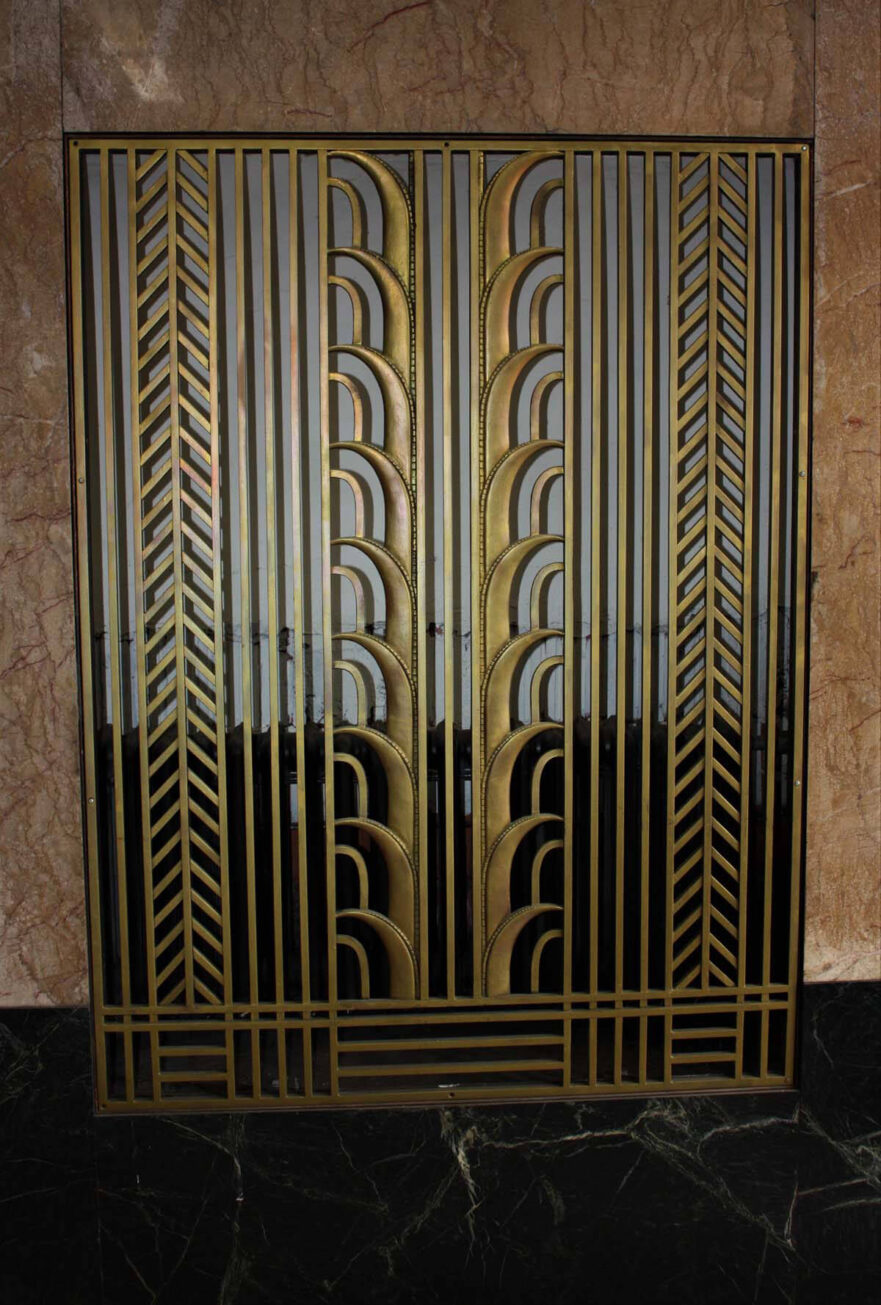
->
[68,138,810,1110]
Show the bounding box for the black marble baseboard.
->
[0,983,878,1304]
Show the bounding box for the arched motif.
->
[483,248,561,374]
[337,844,370,908]
[324,151,420,1003]
[338,935,371,998]
[330,344,412,473]
[337,909,417,999]
[530,928,563,992]
[328,176,365,247]
[476,150,567,998]
[484,343,560,466]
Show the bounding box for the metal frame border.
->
[64,133,813,1114]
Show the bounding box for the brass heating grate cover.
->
[67,137,810,1111]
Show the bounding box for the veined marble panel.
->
[61,0,813,136]
[805,0,881,981]
[0,0,86,1004]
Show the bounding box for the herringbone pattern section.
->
[134,148,227,1007]
[667,153,750,990]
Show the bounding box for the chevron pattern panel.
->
[131,147,228,1022]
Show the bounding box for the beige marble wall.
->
[0,0,876,1003]
[61,0,813,137]
[0,0,86,1003]
[806,0,881,981]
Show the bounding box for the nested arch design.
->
[326,151,418,1004]
[477,152,569,998]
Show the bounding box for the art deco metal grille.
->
[68,137,810,1111]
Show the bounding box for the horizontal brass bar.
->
[70,137,811,155]
[338,1035,565,1052]
[97,1076,794,1113]
[338,1060,564,1078]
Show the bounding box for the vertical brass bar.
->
[589,160,602,950]
[167,145,196,1007]
[127,147,160,1100]
[640,151,655,1081]
[701,151,719,989]
[736,152,757,1077]
[263,148,286,1093]
[206,146,235,1099]
[762,152,784,1077]
[441,147,457,997]
[562,147,576,1086]
[470,148,483,995]
[664,149,680,1085]
[613,151,628,1085]
[318,150,339,1092]
[786,147,810,1081]
[289,147,313,1095]
[589,148,603,1085]
[615,149,628,1012]
[414,149,431,999]
[235,149,261,1090]
[71,142,109,1105]
[589,149,602,997]
[100,148,133,1097]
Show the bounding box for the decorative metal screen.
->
[68,136,810,1111]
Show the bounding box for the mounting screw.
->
[799,469,806,478]
[88,796,95,804]
[78,476,84,483]
[794,779,801,788]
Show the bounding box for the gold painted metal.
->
[441,147,457,1000]
[414,151,431,1001]
[761,153,785,1080]
[589,150,603,1091]
[477,149,566,1001]
[639,151,655,1087]
[318,147,340,1098]
[289,145,314,1096]
[615,150,628,1027]
[68,137,810,1111]
[470,147,484,996]
[734,151,757,1081]
[235,148,261,1095]
[100,151,133,1098]
[786,150,811,1083]
[562,148,575,1089]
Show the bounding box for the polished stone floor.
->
[0,982,878,1304]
